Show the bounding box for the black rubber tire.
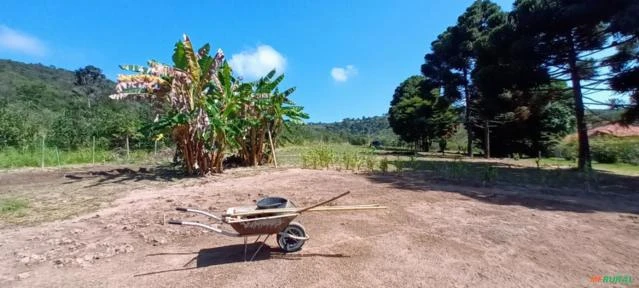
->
[277,222,306,252]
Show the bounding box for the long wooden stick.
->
[297,191,350,213]
[267,127,278,168]
[306,206,387,212]
[224,205,385,217]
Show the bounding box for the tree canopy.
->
[388,76,459,151]
[411,0,639,169]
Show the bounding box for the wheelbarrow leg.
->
[250,234,271,261]
[243,237,248,261]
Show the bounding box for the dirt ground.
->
[1,167,638,287]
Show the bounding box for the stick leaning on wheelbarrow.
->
[168,191,386,261]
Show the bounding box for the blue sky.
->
[1,0,522,122]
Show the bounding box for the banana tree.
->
[110,34,242,175]
[236,69,308,167]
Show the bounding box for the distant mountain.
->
[585,108,624,127]
[0,59,151,149]
[281,115,399,145]
[0,59,115,108]
[309,115,391,136]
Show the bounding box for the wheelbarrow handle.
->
[169,220,239,237]
[174,207,222,221]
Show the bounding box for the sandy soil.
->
[1,167,638,287]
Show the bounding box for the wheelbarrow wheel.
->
[277,222,306,252]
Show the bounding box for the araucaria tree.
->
[421,0,506,157]
[509,0,637,171]
[110,35,307,175]
[388,76,458,151]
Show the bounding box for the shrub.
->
[555,141,577,161]
[348,136,368,146]
[617,141,639,165]
[558,136,639,165]
[591,143,618,164]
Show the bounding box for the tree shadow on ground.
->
[367,159,639,214]
[62,164,189,187]
[134,243,348,277]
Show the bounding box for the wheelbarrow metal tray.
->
[226,213,299,235]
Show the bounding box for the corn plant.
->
[342,152,357,170]
[380,157,389,173]
[354,154,364,171]
[364,155,377,172]
[395,155,404,174]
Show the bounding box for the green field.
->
[275,144,639,192]
[0,147,164,169]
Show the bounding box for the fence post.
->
[154,140,158,156]
[126,136,130,160]
[92,136,95,165]
[41,134,45,168]
[485,120,490,159]
[56,147,60,167]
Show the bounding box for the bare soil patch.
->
[1,167,638,287]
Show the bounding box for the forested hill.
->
[0,59,115,105]
[0,59,153,150]
[310,115,390,136]
[281,115,400,145]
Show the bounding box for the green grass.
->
[278,144,638,192]
[0,198,28,215]
[519,157,639,176]
[0,146,162,169]
[384,157,638,192]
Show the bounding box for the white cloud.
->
[229,45,286,80]
[331,65,357,82]
[0,25,46,57]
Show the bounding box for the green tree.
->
[73,65,108,108]
[0,100,38,147]
[605,1,639,123]
[510,0,636,170]
[421,0,506,157]
[388,76,458,151]
[50,106,92,149]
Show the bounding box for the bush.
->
[348,136,368,146]
[617,141,639,165]
[591,143,618,164]
[557,137,639,165]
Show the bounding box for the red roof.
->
[587,123,639,137]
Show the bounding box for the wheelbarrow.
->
[168,191,386,261]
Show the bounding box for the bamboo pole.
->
[267,127,277,168]
[297,191,350,213]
